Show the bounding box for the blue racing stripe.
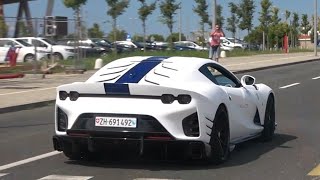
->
[104,83,130,95]
[116,56,168,83]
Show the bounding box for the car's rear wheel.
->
[260,95,275,141]
[24,54,34,62]
[208,106,230,164]
[53,52,63,60]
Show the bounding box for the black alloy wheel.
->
[208,107,230,164]
[260,95,275,141]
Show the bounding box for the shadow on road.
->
[65,133,297,170]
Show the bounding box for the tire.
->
[100,51,108,57]
[260,95,275,141]
[24,54,35,62]
[208,106,230,164]
[53,52,64,60]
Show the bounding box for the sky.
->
[3,0,317,39]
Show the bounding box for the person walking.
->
[210,24,225,62]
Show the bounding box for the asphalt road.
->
[0,61,320,180]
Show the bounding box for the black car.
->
[56,39,112,57]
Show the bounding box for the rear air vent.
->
[182,113,199,137]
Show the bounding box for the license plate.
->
[95,116,137,128]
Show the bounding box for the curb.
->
[233,58,320,74]
[0,100,55,114]
[0,58,319,114]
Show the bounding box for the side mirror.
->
[241,75,256,86]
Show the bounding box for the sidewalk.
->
[0,52,319,113]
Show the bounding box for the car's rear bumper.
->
[53,132,206,159]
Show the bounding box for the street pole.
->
[179,3,182,42]
[212,0,216,29]
[314,0,318,56]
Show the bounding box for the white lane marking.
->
[0,151,61,171]
[38,175,93,180]
[312,76,320,80]
[0,173,8,177]
[0,87,56,96]
[279,83,300,89]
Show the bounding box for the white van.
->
[0,38,49,63]
[15,37,75,60]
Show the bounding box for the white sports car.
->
[53,56,275,163]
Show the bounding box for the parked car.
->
[56,39,112,57]
[0,38,49,63]
[53,56,275,164]
[221,37,246,49]
[91,39,125,54]
[15,37,75,60]
[174,41,208,51]
[113,41,144,51]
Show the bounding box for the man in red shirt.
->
[210,25,225,62]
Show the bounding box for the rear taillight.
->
[161,94,192,104]
[69,91,80,101]
[161,94,175,104]
[177,95,192,104]
[59,91,68,100]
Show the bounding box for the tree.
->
[148,34,165,41]
[138,0,157,52]
[0,16,7,38]
[63,0,87,39]
[17,21,32,37]
[106,0,130,53]
[159,0,180,47]
[166,32,186,42]
[300,14,311,35]
[237,0,255,35]
[270,7,281,26]
[226,2,239,42]
[300,14,311,48]
[106,28,127,41]
[216,5,224,28]
[88,23,104,38]
[291,12,299,47]
[285,10,291,23]
[193,0,209,48]
[268,7,282,48]
[133,34,144,42]
[259,0,272,50]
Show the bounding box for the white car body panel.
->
[0,38,49,63]
[15,37,75,60]
[55,56,274,153]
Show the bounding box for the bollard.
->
[94,58,103,69]
[220,50,226,58]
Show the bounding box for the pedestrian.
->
[210,24,225,62]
